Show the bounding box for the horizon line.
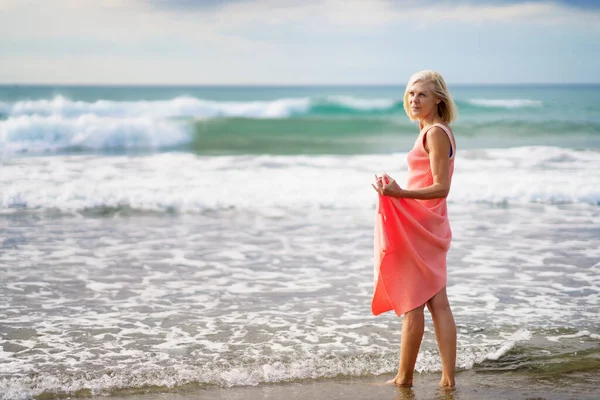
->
[1,82,599,87]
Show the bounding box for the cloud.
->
[221,0,599,29]
[1,0,598,84]
[543,0,600,9]
[384,0,600,11]
[0,0,270,47]
[144,0,248,10]
[1,0,597,59]
[137,0,600,28]
[2,1,598,37]
[143,0,600,14]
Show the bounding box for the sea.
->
[0,84,599,400]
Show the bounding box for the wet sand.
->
[105,369,600,400]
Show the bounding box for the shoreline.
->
[92,369,600,400]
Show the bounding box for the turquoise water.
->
[1,84,599,155]
[1,85,599,399]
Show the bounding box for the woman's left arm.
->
[378,127,451,200]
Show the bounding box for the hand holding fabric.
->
[372,173,403,198]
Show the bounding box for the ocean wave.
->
[466,98,543,108]
[1,148,599,214]
[2,328,592,400]
[308,96,401,115]
[3,113,600,156]
[0,96,405,156]
[0,355,389,399]
[0,95,398,119]
[546,330,600,342]
[483,329,532,361]
[0,114,190,153]
[0,96,549,120]
[1,94,595,156]
[0,342,523,400]
[0,95,312,119]
[324,95,397,110]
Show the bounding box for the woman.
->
[371,70,458,388]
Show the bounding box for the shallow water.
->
[1,84,599,399]
[1,201,599,398]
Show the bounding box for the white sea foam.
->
[0,95,405,154]
[546,330,600,342]
[0,114,190,153]
[0,343,530,399]
[324,95,396,110]
[468,98,543,108]
[1,183,598,399]
[484,329,533,361]
[0,95,403,120]
[1,147,599,213]
[0,95,312,119]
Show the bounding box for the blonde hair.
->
[403,70,458,124]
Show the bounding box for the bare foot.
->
[439,377,455,388]
[386,374,413,387]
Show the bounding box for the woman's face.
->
[407,80,440,120]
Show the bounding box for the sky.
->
[0,0,599,85]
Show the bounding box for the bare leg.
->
[426,287,456,387]
[389,305,425,386]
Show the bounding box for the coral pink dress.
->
[372,123,456,316]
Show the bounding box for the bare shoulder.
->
[424,126,451,153]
